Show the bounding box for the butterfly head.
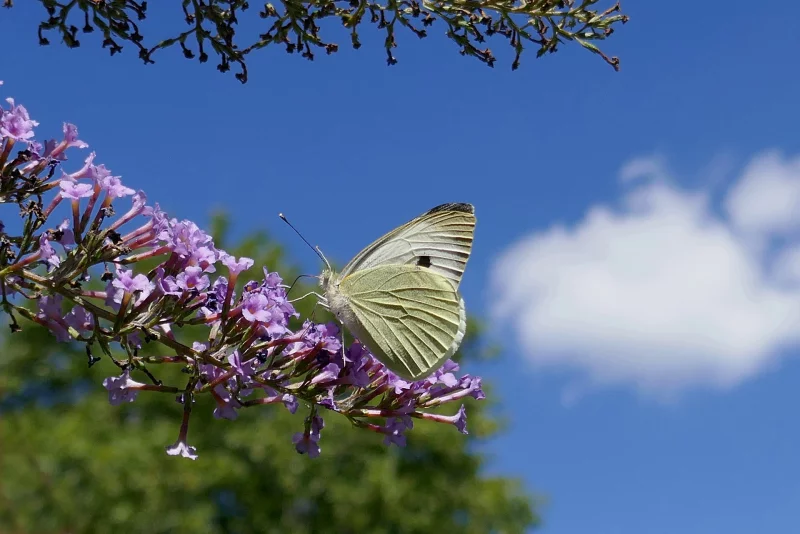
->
[319,267,336,291]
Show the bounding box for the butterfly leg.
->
[288,291,329,308]
[341,324,347,362]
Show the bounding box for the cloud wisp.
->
[492,151,800,397]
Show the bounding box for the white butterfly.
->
[317,203,476,380]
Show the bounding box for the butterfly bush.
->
[0,81,485,460]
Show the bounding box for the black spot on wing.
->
[416,255,432,268]
[425,203,474,215]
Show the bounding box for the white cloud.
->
[772,245,800,286]
[617,154,668,183]
[492,151,800,397]
[725,151,800,236]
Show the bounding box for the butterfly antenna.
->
[285,274,320,296]
[315,245,332,271]
[279,213,332,270]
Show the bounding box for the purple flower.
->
[164,219,214,258]
[106,267,155,307]
[213,397,242,421]
[160,275,181,296]
[28,139,62,162]
[307,322,343,356]
[242,289,290,338]
[36,295,70,342]
[383,415,413,447]
[165,439,198,460]
[222,254,254,277]
[38,235,61,268]
[88,164,112,182]
[127,332,143,350]
[197,361,246,419]
[131,191,147,211]
[143,202,169,235]
[54,219,75,247]
[36,294,62,320]
[281,394,298,414]
[241,292,271,323]
[199,276,229,317]
[459,375,485,400]
[59,178,93,200]
[262,268,283,288]
[102,369,144,406]
[64,305,93,334]
[453,404,468,434]
[190,246,218,273]
[388,373,412,395]
[63,151,97,180]
[318,390,338,411]
[292,415,325,458]
[311,363,341,385]
[310,414,325,438]
[192,341,207,358]
[292,432,321,458]
[260,386,300,414]
[431,360,460,387]
[64,153,112,183]
[228,350,257,379]
[175,266,210,293]
[61,122,88,149]
[100,175,135,198]
[421,404,469,434]
[343,354,372,387]
[1,98,38,140]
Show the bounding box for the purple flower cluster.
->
[0,82,485,460]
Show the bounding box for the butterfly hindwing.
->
[336,264,466,380]
[339,203,476,289]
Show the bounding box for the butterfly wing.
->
[339,203,476,289]
[334,264,466,380]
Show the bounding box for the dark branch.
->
[10,0,629,83]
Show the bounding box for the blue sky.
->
[3,2,800,533]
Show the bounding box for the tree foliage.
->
[9,0,628,82]
[0,213,539,533]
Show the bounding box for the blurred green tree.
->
[0,212,539,534]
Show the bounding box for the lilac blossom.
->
[241,292,272,323]
[222,254,254,277]
[383,415,413,447]
[292,414,325,458]
[61,123,88,150]
[37,235,61,268]
[281,394,299,414]
[292,431,321,458]
[102,370,145,405]
[59,178,93,200]
[53,219,75,247]
[0,85,485,461]
[100,175,135,198]
[310,363,341,385]
[36,295,70,342]
[166,266,210,294]
[166,439,199,460]
[229,350,257,380]
[64,306,94,334]
[106,267,156,308]
[1,98,38,140]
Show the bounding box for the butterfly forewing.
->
[338,264,465,380]
[339,203,476,289]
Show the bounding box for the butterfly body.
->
[320,203,476,380]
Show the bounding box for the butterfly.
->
[318,203,476,380]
